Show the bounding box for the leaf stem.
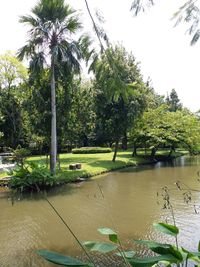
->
[44,197,96,267]
[170,204,179,249]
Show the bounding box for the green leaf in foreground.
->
[37,250,91,266]
[134,240,172,255]
[98,227,118,243]
[115,250,135,258]
[98,227,117,235]
[83,241,118,253]
[153,222,179,236]
[129,254,180,267]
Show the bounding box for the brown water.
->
[1,156,200,267]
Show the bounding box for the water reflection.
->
[1,156,200,266]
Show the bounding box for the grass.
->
[0,172,6,179]
[0,149,188,182]
[27,151,152,182]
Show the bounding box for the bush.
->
[72,147,112,154]
[9,162,60,192]
[13,146,31,166]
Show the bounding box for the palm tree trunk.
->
[50,58,57,175]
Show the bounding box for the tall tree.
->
[93,45,147,161]
[18,0,88,174]
[0,51,27,90]
[67,80,96,147]
[166,89,182,112]
[0,53,28,148]
[132,105,200,157]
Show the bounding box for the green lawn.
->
[0,149,188,182]
[27,151,152,182]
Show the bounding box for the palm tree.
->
[18,0,87,174]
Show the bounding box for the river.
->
[1,156,200,266]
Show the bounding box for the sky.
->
[1,0,200,111]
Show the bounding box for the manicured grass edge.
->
[0,150,188,187]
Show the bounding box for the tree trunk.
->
[151,147,157,158]
[168,146,175,157]
[145,142,147,155]
[50,58,57,175]
[46,154,49,168]
[57,153,61,171]
[109,142,113,148]
[121,132,128,150]
[112,139,119,162]
[83,134,88,147]
[132,144,137,157]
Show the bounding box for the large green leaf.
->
[134,240,183,260]
[134,240,172,255]
[153,222,179,236]
[189,252,200,263]
[97,228,117,235]
[83,241,118,253]
[37,250,91,266]
[129,254,180,267]
[169,246,183,261]
[115,250,135,258]
[192,252,200,257]
[180,247,197,262]
[152,261,171,267]
[97,227,118,243]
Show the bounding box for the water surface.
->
[1,156,200,266]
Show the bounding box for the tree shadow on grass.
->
[59,156,98,164]
[87,159,133,169]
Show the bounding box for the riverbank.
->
[0,149,188,184]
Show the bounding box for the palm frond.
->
[191,29,200,44]
[60,16,82,35]
[77,35,94,63]
[17,43,35,61]
[56,42,81,74]
[17,35,45,61]
[32,0,75,23]
[88,52,99,73]
[19,15,39,27]
[173,0,200,45]
[29,52,45,74]
[131,0,154,16]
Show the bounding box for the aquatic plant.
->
[9,162,59,192]
[37,221,200,266]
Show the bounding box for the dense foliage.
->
[9,162,59,192]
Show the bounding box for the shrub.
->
[9,162,59,192]
[72,147,112,154]
[12,146,31,166]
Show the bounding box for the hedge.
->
[72,147,112,154]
